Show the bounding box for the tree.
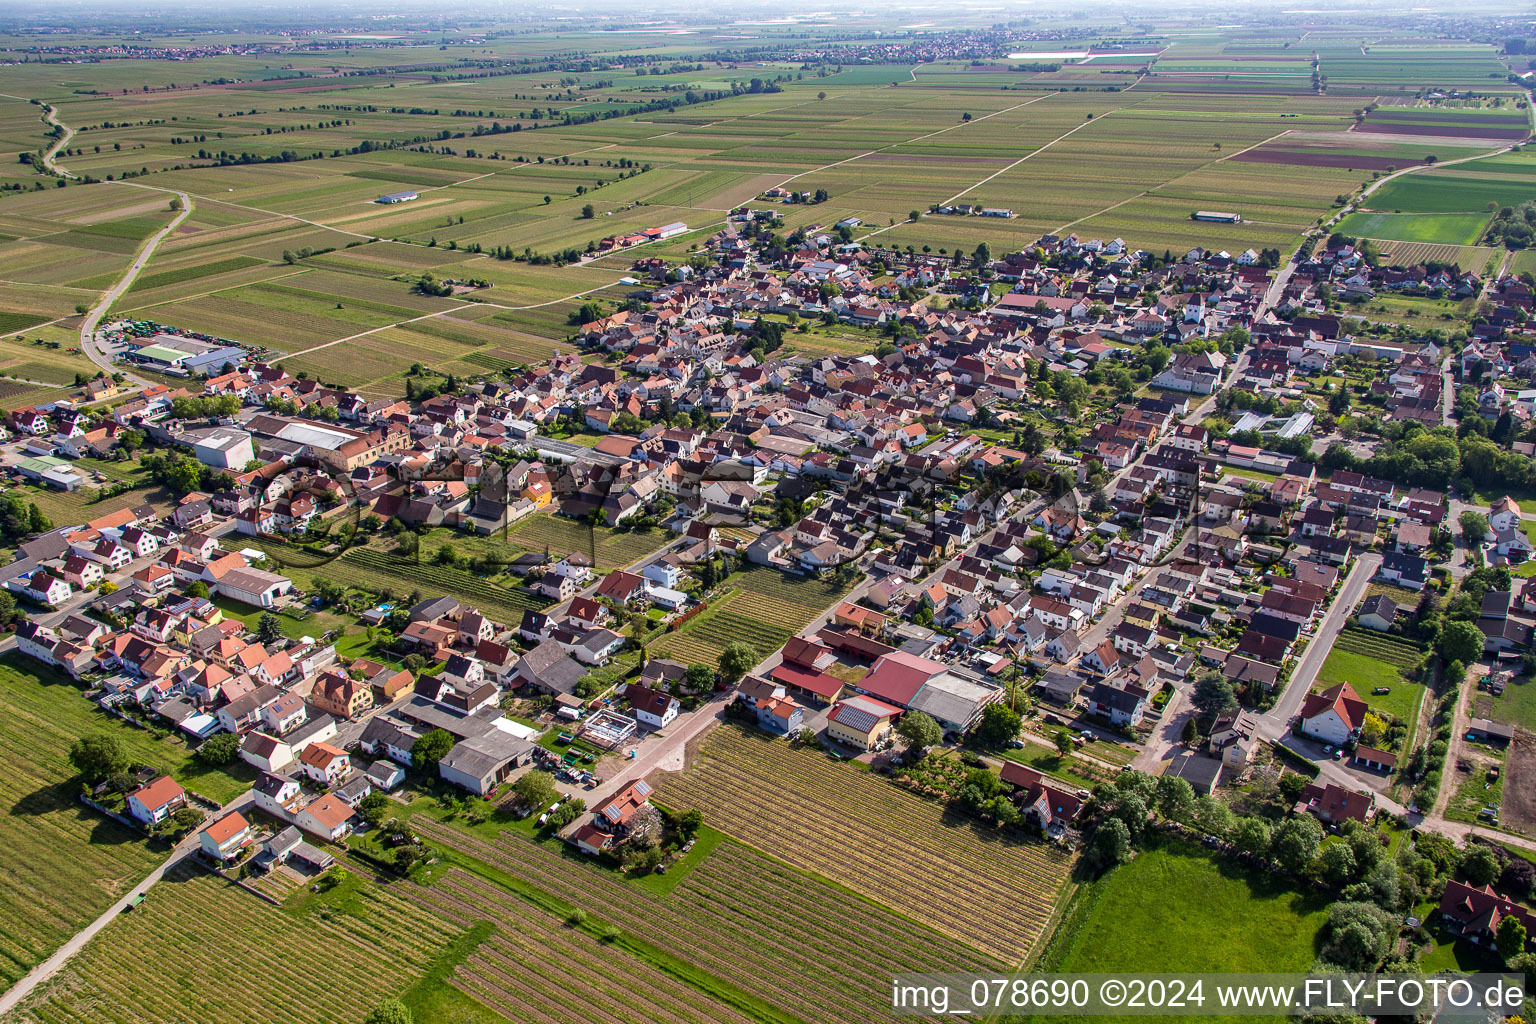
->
[569,300,604,325]
[1191,795,1234,838]
[1232,817,1272,856]
[684,664,717,692]
[256,613,284,647]
[357,791,391,829]
[512,769,558,810]
[1054,729,1075,756]
[897,711,942,752]
[1502,855,1536,901]
[1155,775,1195,821]
[581,203,595,219]
[1319,902,1396,970]
[166,806,203,834]
[1270,815,1324,873]
[1092,818,1131,868]
[313,577,345,606]
[413,728,454,772]
[1359,713,1388,749]
[195,733,239,766]
[1180,716,1198,744]
[69,734,130,781]
[1438,620,1486,666]
[1320,841,1358,885]
[975,702,1021,746]
[363,998,414,1024]
[1463,846,1501,887]
[185,580,209,599]
[717,641,759,685]
[1191,673,1237,717]
[1500,914,1529,959]
[1460,509,1490,543]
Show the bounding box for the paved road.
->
[34,102,184,388]
[1257,552,1379,739]
[582,696,731,806]
[77,194,190,388]
[0,789,253,1016]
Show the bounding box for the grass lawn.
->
[210,594,350,642]
[1035,839,1327,1022]
[1316,648,1422,724]
[1334,210,1490,245]
[1219,465,1281,483]
[0,653,252,804]
[1489,673,1536,731]
[1468,485,1536,508]
[999,745,1100,792]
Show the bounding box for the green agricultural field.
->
[650,566,852,668]
[1333,210,1491,244]
[1364,172,1536,215]
[0,659,170,989]
[0,655,253,804]
[1032,838,1328,1023]
[654,724,1072,963]
[1318,631,1427,729]
[502,511,670,570]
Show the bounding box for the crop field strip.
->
[1334,626,1425,668]
[651,568,853,667]
[410,871,762,1024]
[410,821,1002,1024]
[321,546,554,617]
[12,865,463,1024]
[502,513,671,569]
[0,674,165,990]
[654,726,1073,961]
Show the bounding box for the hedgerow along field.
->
[408,815,1006,1024]
[653,724,1074,962]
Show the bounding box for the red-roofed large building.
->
[857,650,940,707]
[1296,781,1373,825]
[127,776,187,826]
[769,661,848,705]
[1000,762,1081,830]
[1439,880,1536,950]
[199,811,253,861]
[592,778,654,833]
[1298,682,1368,746]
